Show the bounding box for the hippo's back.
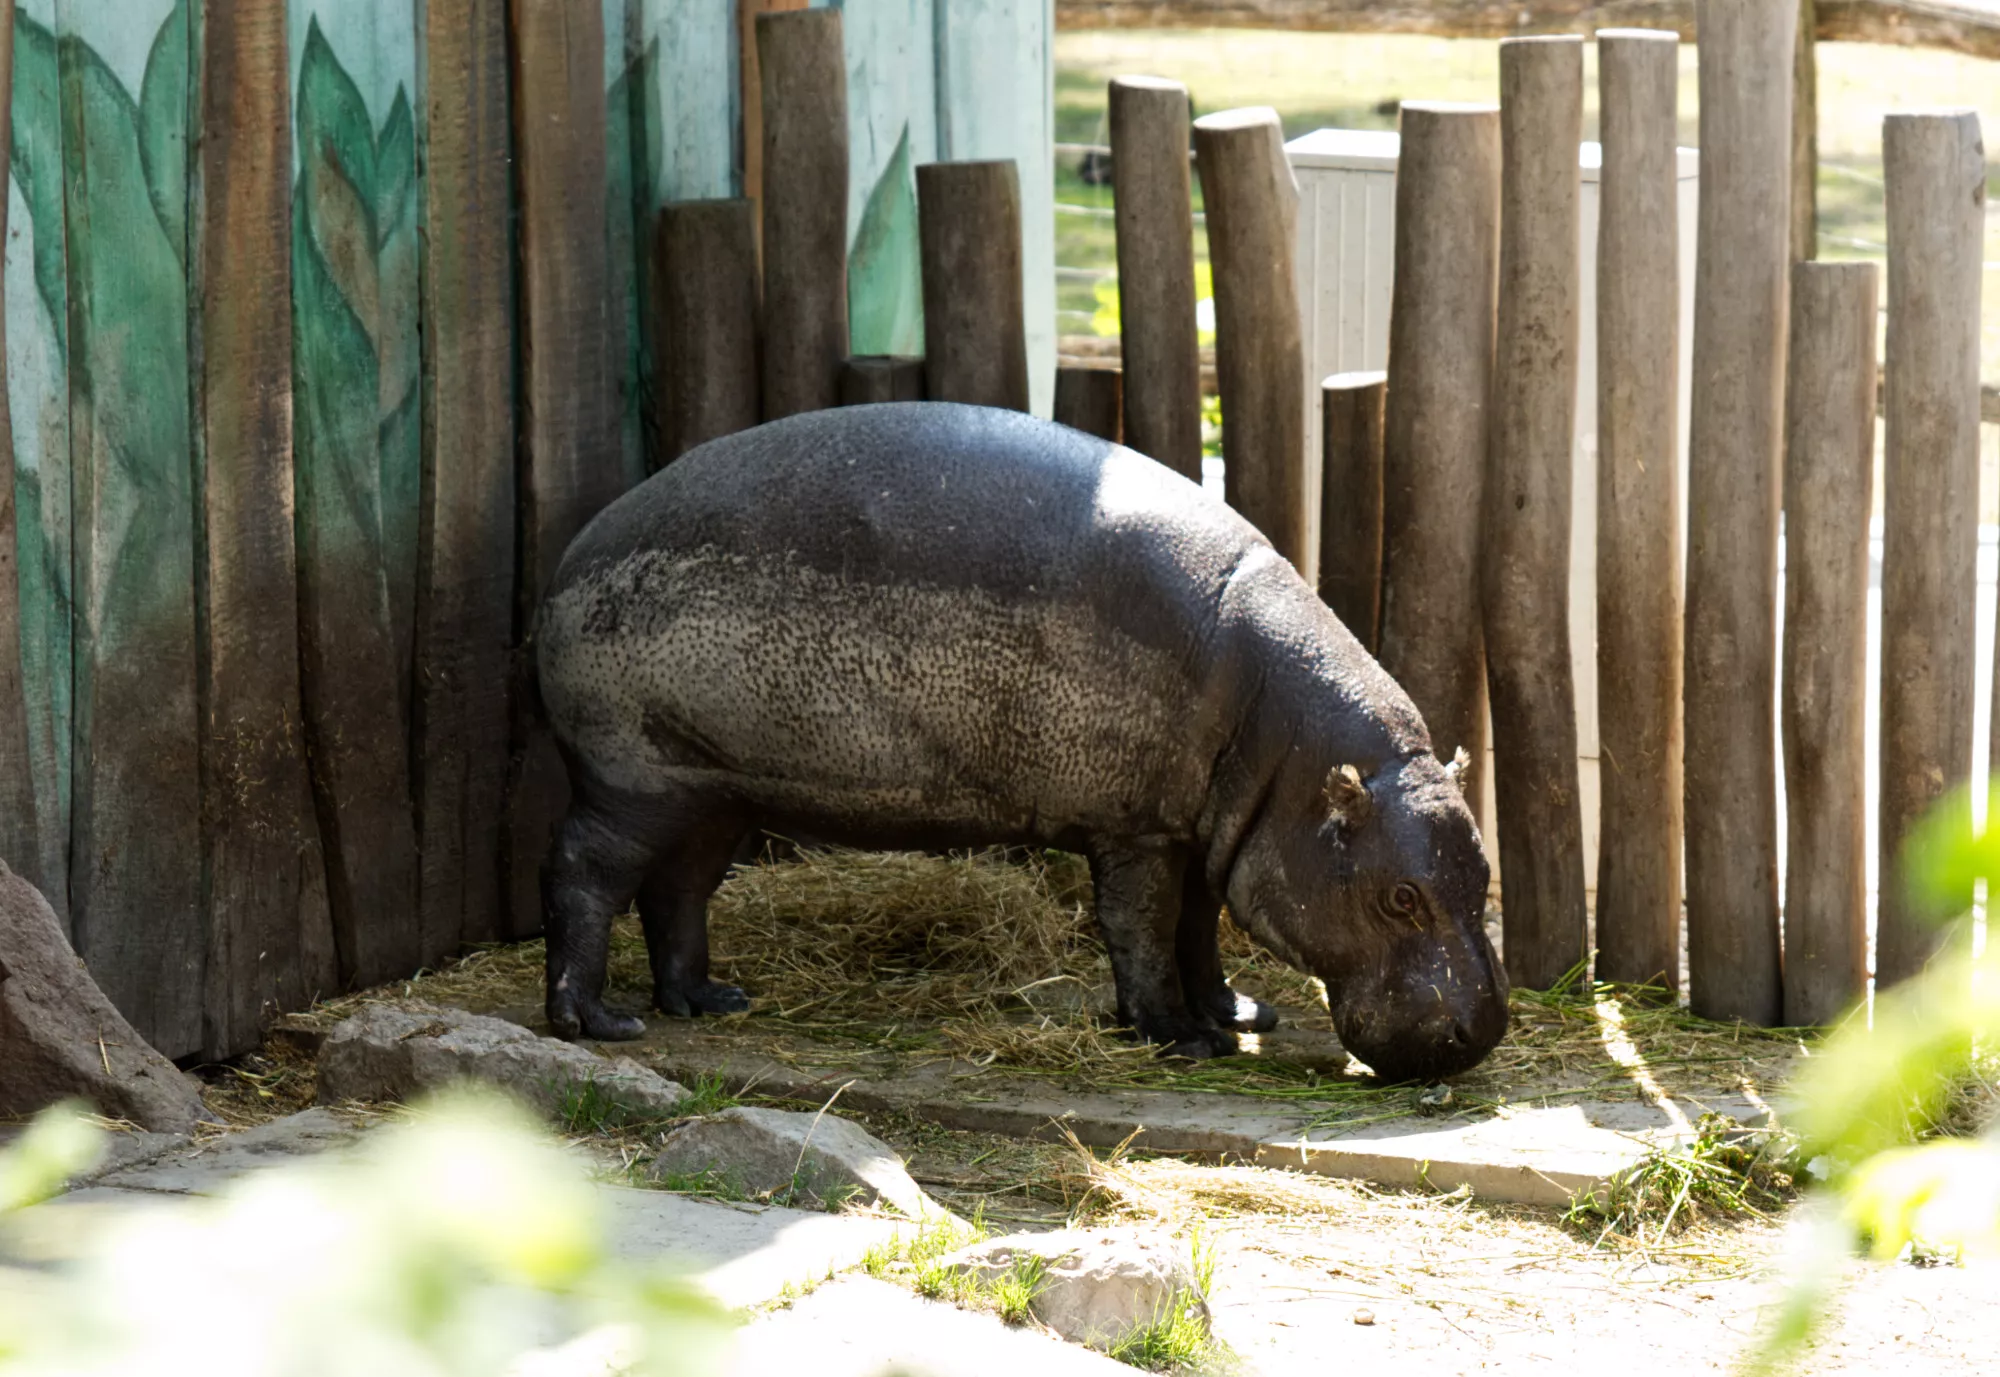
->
[539,404,1277,845]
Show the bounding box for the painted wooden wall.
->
[0,0,1055,1060]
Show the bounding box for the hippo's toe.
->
[1198,987,1280,1034]
[656,980,751,1018]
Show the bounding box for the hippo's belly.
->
[539,540,1219,843]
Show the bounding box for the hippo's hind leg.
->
[1176,872,1280,1034]
[638,808,752,1018]
[544,800,657,1042]
[1090,842,1238,1059]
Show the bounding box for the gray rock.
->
[317,1004,687,1120]
[943,1229,1211,1352]
[97,1108,364,1195]
[0,860,210,1134]
[644,1106,945,1220]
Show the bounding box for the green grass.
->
[1563,1113,1802,1249]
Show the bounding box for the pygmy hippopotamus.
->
[535,402,1509,1081]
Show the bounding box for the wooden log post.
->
[1055,365,1124,442]
[1593,28,1684,993]
[1684,0,1793,1026]
[840,356,927,405]
[1483,36,1587,991]
[506,0,623,937]
[1194,107,1310,575]
[1378,102,1501,818]
[757,9,849,419]
[739,0,810,262]
[1781,262,1877,1026]
[58,1,205,1054]
[1881,110,1984,984]
[657,199,761,463]
[1318,372,1386,653]
[0,0,37,894]
[292,7,423,990]
[414,0,517,958]
[194,0,337,1052]
[1794,0,1820,262]
[1110,75,1203,481]
[918,161,1030,410]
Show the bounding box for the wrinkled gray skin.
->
[536,403,1508,1081]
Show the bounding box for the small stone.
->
[645,1106,946,1220]
[1353,1307,1375,1326]
[942,1229,1210,1352]
[0,860,209,1134]
[316,1004,686,1121]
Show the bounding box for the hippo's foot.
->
[655,980,751,1018]
[548,990,647,1043]
[1122,1013,1240,1061]
[1196,986,1280,1034]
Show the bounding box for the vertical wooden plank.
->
[1195,106,1310,574]
[506,0,621,938]
[757,9,848,420]
[1684,0,1792,1026]
[843,0,936,358]
[1792,0,1817,264]
[0,0,37,895]
[933,0,1054,416]
[1110,75,1200,480]
[1781,261,1875,1027]
[1318,371,1386,654]
[1483,36,1586,991]
[644,0,734,204]
[1594,28,1684,993]
[917,159,1027,411]
[192,0,335,1053]
[840,355,925,404]
[1053,364,1121,442]
[413,0,516,957]
[601,0,645,489]
[7,0,74,925]
[1881,110,1983,985]
[55,0,204,1055]
[738,0,807,260]
[1378,102,1500,820]
[290,7,421,989]
[657,198,760,462]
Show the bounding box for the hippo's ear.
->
[1444,746,1471,794]
[1323,764,1374,831]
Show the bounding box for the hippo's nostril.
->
[1450,1020,1472,1047]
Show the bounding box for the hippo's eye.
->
[1381,882,1423,921]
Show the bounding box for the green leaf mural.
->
[137,0,187,260]
[849,122,923,358]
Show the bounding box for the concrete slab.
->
[599,1187,904,1309]
[96,1109,365,1195]
[727,1275,1134,1376]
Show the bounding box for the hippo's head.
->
[1225,748,1508,1082]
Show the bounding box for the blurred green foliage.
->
[0,1091,732,1376]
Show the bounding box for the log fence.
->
[0,2,1989,1061]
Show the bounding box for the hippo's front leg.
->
[1175,873,1280,1034]
[1089,842,1239,1059]
[543,802,651,1042]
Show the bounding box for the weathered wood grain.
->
[840,355,927,404]
[657,198,761,462]
[1593,28,1683,993]
[194,0,335,1053]
[7,3,74,926]
[57,0,205,1055]
[291,11,421,990]
[758,9,849,419]
[1880,110,1983,986]
[0,0,40,899]
[1781,261,1875,1027]
[1194,106,1310,574]
[1683,0,1792,1026]
[1052,0,2000,60]
[413,0,516,958]
[506,0,622,938]
[1482,36,1587,991]
[1317,372,1386,655]
[1054,364,1123,442]
[1110,76,1201,480]
[739,0,809,263]
[918,160,1030,410]
[1378,102,1500,823]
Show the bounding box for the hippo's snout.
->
[1328,933,1511,1083]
